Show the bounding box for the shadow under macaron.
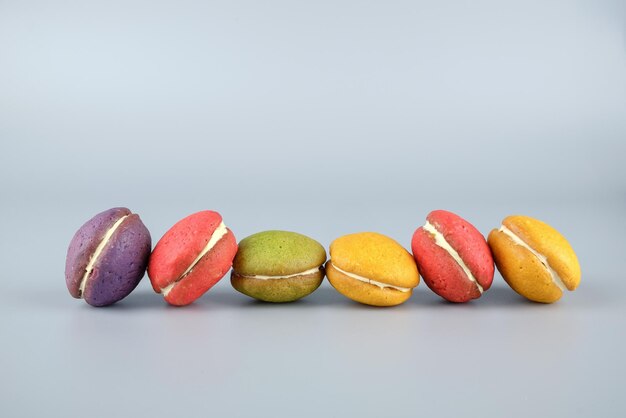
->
[202,282,398,311]
[93,281,351,311]
[410,285,528,307]
[221,283,365,309]
[88,283,551,310]
[278,284,423,311]
[49,274,612,311]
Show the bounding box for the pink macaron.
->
[148,210,237,306]
[411,210,494,302]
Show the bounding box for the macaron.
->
[231,230,326,303]
[488,215,581,303]
[326,232,419,307]
[148,210,237,306]
[411,210,494,303]
[65,207,152,307]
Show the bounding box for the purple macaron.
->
[65,207,151,307]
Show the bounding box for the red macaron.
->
[148,210,237,306]
[411,210,494,303]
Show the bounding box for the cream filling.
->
[499,225,567,292]
[423,221,483,294]
[241,266,322,280]
[332,263,411,292]
[161,222,229,297]
[79,215,130,297]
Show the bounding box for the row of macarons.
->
[65,208,581,307]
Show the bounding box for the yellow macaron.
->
[326,232,420,306]
[488,215,581,303]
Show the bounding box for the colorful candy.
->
[488,215,581,303]
[326,232,420,306]
[65,207,151,307]
[65,208,582,307]
[412,210,494,303]
[231,230,326,302]
[148,210,237,306]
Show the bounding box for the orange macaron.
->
[488,215,581,303]
[326,232,420,306]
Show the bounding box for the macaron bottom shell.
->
[326,262,413,307]
[230,269,324,303]
[489,229,563,303]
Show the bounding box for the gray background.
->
[1,1,625,417]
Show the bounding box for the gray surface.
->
[1,1,625,417]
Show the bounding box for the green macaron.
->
[230,230,327,302]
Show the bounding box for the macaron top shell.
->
[500,215,581,290]
[425,210,494,290]
[148,210,224,291]
[65,207,132,298]
[233,230,326,276]
[330,232,419,288]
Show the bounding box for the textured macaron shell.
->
[502,216,581,291]
[148,211,223,290]
[82,215,152,306]
[327,232,419,307]
[148,210,237,306]
[325,261,412,306]
[329,232,419,288]
[231,231,326,302]
[65,207,151,307]
[233,230,327,276]
[488,230,562,303]
[488,215,581,303]
[65,207,131,298]
[163,230,237,306]
[411,210,494,302]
